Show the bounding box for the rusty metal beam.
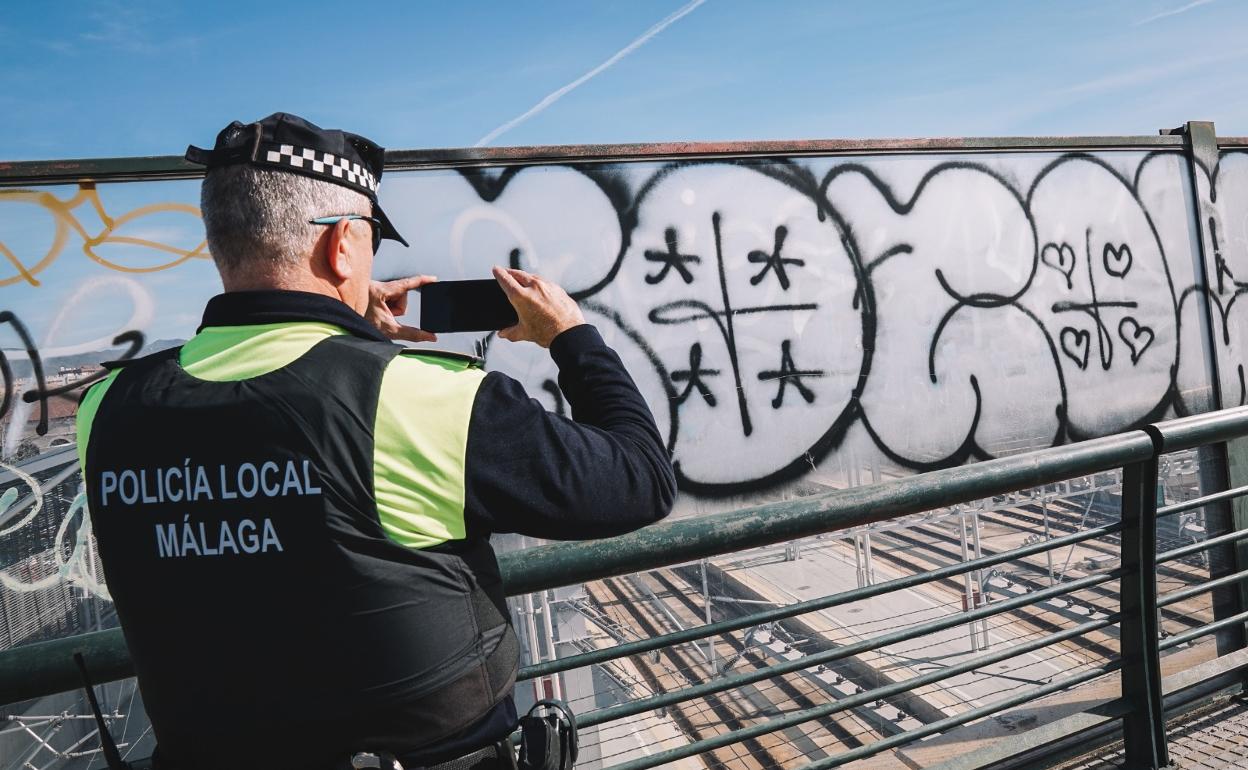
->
[0,134,1198,187]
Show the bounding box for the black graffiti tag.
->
[0,311,145,436]
[757,339,824,407]
[748,225,804,291]
[644,227,700,285]
[650,212,819,437]
[1041,242,1077,290]
[540,379,566,417]
[670,342,720,407]
[1051,229,1138,371]
[452,152,1197,495]
[1117,317,1154,365]
[1060,327,1091,370]
[1103,243,1133,278]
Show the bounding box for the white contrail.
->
[1134,0,1215,26]
[474,0,707,147]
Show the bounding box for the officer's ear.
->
[324,217,355,283]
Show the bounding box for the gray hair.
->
[201,165,370,276]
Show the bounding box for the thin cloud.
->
[1134,0,1216,26]
[1059,47,1246,95]
[965,47,1248,133]
[43,4,200,56]
[1060,60,1189,95]
[475,0,707,147]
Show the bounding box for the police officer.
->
[76,113,676,770]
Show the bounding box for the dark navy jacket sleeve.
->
[463,324,676,540]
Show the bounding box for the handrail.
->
[503,427,1159,595]
[578,569,1126,730]
[518,519,1124,681]
[3,406,1248,769]
[5,132,1235,187]
[0,418,1165,706]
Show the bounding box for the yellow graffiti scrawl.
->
[0,183,208,287]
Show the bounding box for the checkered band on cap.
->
[263,143,379,193]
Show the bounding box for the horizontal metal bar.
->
[500,432,1154,596]
[1156,483,1248,518]
[795,664,1124,770]
[519,520,1123,681]
[0,629,134,707]
[1150,406,1248,453]
[932,647,1248,770]
[0,519,1120,706]
[1157,567,1248,608]
[926,700,1132,770]
[0,512,1102,707]
[1157,647,1248,718]
[0,433,1159,704]
[603,617,1122,770]
[384,137,1189,172]
[1157,526,1248,563]
[579,569,1123,729]
[0,135,1193,187]
[0,425,1147,705]
[1159,609,1248,651]
[0,155,202,186]
[11,407,1248,706]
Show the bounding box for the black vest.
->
[84,336,518,769]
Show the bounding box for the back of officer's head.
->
[201,166,370,281]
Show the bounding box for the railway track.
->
[654,567,887,748]
[591,574,810,769]
[584,569,906,769]
[1000,498,1210,575]
[562,489,1221,767]
[864,525,1123,661]
[949,508,1214,628]
[864,513,1212,663]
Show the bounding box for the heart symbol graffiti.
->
[1041,242,1077,289]
[1118,317,1154,364]
[1060,327,1091,370]
[1103,242,1132,278]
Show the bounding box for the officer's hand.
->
[368,276,438,343]
[493,266,585,348]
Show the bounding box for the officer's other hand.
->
[368,276,438,343]
[493,266,585,348]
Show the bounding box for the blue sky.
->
[0,1,1245,346]
[2,0,1247,160]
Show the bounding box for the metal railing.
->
[3,122,1248,768]
[0,134,1197,185]
[4,407,1248,769]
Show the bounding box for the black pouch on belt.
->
[517,700,577,770]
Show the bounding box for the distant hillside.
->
[6,339,186,379]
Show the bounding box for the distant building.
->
[29,395,79,451]
[1,367,104,454]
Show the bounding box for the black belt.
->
[415,739,516,770]
[348,699,575,770]
[346,739,516,770]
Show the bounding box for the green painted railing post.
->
[1119,456,1171,769]
[1179,120,1248,657]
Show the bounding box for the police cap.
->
[186,112,407,247]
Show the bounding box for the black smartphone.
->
[419,279,519,333]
